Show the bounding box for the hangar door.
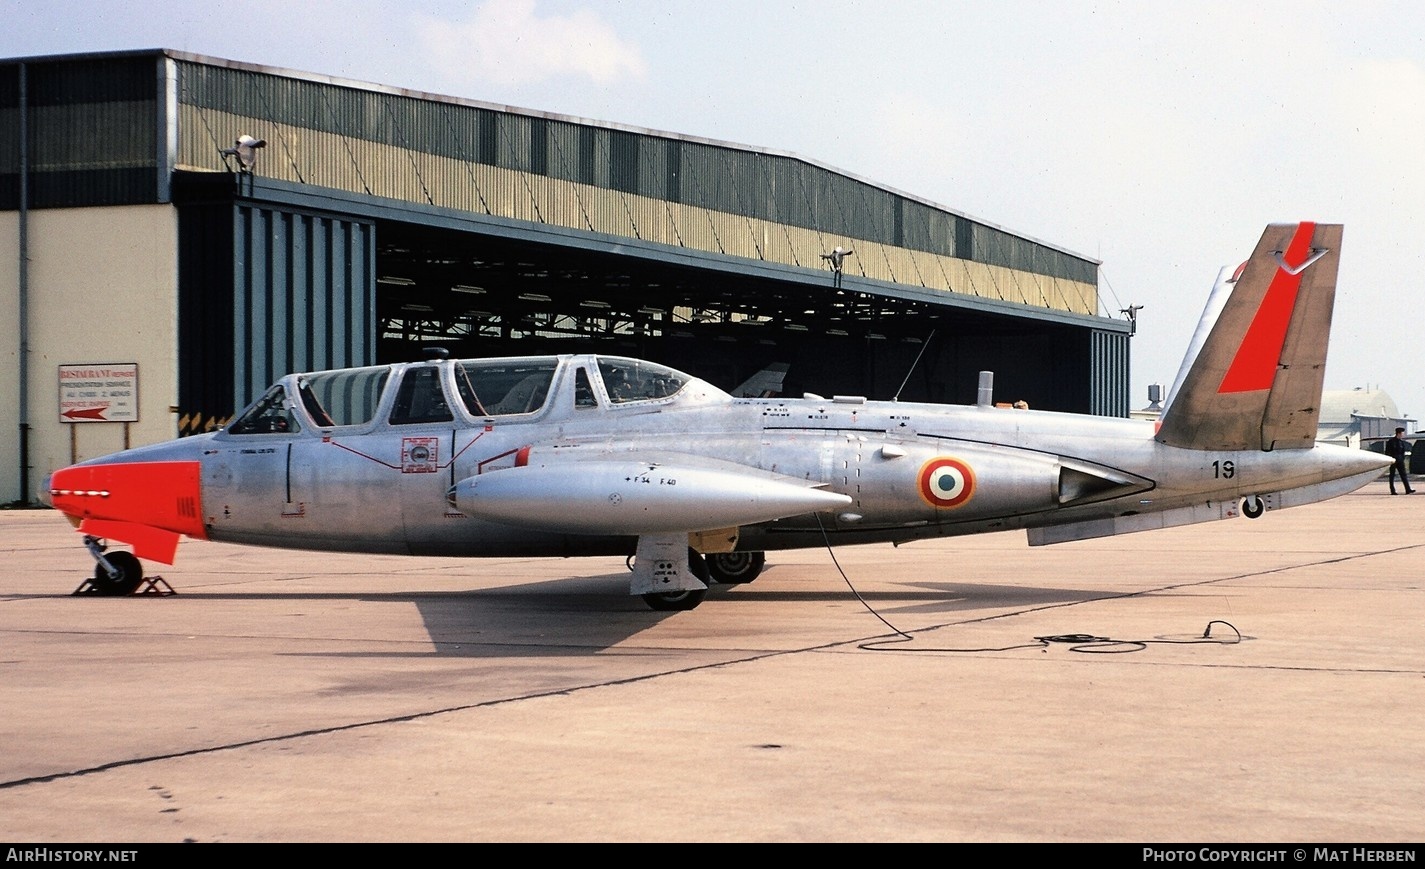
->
[178,187,377,434]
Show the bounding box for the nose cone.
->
[46,459,207,563]
[37,472,54,508]
[48,460,205,531]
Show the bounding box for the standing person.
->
[1385,427,1416,495]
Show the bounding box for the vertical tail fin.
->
[1156,222,1342,452]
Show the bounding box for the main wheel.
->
[641,548,709,611]
[92,551,144,596]
[706,551,766,585]
[641,588,708,611]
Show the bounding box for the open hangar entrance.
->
[372,219,1110,412]
[175,174,1124,433]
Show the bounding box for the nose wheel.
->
[90,550,145,595]
[80,533,145,595]
[75,536,171,596]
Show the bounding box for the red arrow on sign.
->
[63,407,109,421]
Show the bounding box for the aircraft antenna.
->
[892,330,935,402]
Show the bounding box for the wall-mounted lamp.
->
[220,135,267,173]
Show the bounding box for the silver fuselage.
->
[71,353,1383,559]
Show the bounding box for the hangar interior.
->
[1,49,1130,504]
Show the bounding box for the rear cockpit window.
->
[455,358,558,416]
[597,358,689,404]
[390,365,455,425]
[299,367,389,427]
[574,368,598,409]
[229,386,301,435]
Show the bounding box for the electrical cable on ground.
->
[814,514,1243,654]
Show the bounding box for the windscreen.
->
[596,357,690,403]
[229,386,301,435]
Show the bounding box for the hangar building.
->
[1,49,1130,505]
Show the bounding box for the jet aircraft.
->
[42,222,1389,610]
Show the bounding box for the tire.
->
[1242,496,1265,519]
[706,551,766,585]
[640,548,709,611]
[92,551,144,596]
[641,588,708,611]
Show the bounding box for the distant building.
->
[1129,383,1165,421]
[1317,388,1413,448]
[1125,384,1415,449]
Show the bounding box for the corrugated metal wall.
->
[171,59,1100,315]
[1091,328,1131,417]
[177,192,377,435]
[1,54,1102,314]
[0,55,160,209]
[233,203,376,410]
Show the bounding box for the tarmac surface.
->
[1,482,1422,843]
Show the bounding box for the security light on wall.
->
[220,135,267,172]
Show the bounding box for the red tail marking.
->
[1218,222,1316,393]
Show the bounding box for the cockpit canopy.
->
[226,355,711,435]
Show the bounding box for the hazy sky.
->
[6,0,1423,420]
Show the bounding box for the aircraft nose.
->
[46,460,207,562]
[48,461,203,528]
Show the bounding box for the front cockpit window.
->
[299,367,390,427]
[229,386,302,435]
[454,358,558,417]
[596,357,690,404]
[390,365,455,425]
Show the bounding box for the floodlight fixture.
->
[219,134,268,173]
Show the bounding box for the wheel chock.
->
[70,576,177,596]
[136,576,176,595]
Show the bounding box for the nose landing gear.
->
[74,536,174,596]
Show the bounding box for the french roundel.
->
[917,457,976,509]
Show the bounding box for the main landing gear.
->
[635,548,770,611]
[640,548,711,611]
[705,551,766,585]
